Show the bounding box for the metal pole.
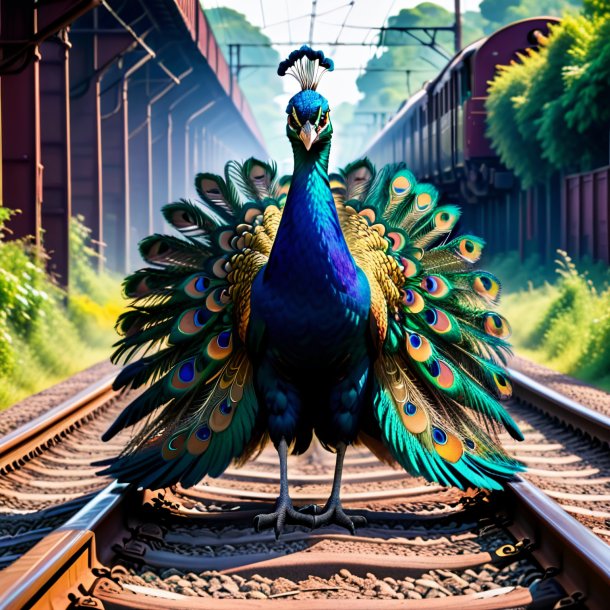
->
[454,0,462,53]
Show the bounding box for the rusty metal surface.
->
[509,368,610,446]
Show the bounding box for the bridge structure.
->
[0,0,266,282]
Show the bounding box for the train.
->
[364,17,559,203]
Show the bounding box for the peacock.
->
[99,46,523,537]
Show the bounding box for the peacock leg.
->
[312,442,367,534]
[253,437,314,539]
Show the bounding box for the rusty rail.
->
[0,481,128,610]
[508,368,610,446]
[0,373,116,474]
[506,477,610,608]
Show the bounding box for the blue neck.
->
[264,138,358,291]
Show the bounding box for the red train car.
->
[365,17,559,202]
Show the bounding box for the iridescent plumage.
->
[100,46,523,535]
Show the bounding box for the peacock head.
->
[278,45,334,151]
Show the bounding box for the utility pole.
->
[454,0,462,53]
[309,0,317,46]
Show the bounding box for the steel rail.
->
[508,368,610,446]
[0,373,116,474]
[506,477,610,609]
[0,481,128,610]
[0,369,608,607]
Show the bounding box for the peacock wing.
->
[338,159,524,491]
[99,160,285,489]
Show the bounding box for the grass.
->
[489,250,610,392]
[0,212,123,409]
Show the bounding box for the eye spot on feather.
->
[399,400,427,433]
[493,372,513,399]
[465,438,476,450]
[175,307,210,338]
[435,209,458,230]
[403,289,425,313]
[424,308,452,334]
[415,192,432,211]
[212,258,228,279]
[179,361,195,383]
[206,288,229,312]
[429,360,441,377]
[210,398,235,431]
[219,399,233,415]
[456,237,483,262]
[243,208,263,224]
[404,401,417,415]
[483,313,511,339]
[217,230,235,252]
[185,275,210,298]
[433,428,463,462]
[432,427,447,444]
[421,275,450,298]
[473,273,500,302]
[186,425,212,455]
[392,175,410,195]
[196,425,211,441]
[407,333,432,362]
[207,330,233,360]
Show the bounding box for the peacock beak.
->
[299,121,318,150]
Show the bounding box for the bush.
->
[496,250,610,390]
[0,212,122,409]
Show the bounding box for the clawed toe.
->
[313,503,366,534]
[253,501,315,539]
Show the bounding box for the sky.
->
[205,0,483,106]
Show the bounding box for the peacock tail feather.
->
[99,158,286,489]
[102,150,522,492]
[335,160,523,490]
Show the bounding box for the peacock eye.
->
[319,112,329,128]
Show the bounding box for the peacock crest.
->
[277,45,334,91]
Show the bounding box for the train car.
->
[365,17,559,202]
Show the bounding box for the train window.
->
[459,64,471,103]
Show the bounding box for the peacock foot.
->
[312,499,367,534]
[253,496,315,539]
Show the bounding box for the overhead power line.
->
[334,1,356,45]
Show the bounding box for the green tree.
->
[486,50,548,187]
[356,3,485,112]
[205,7,285,160]
[480,0,581,32]
[562,14,610,139]
[538,16,604,171]
[583,0,610,15]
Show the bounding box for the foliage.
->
[583,0,610,15]
[487,11,609,185]
[497,251,610,391]
[356,3,485,113]
[206,7,286,160]
[0,213,122,409]
[480,0,581,32]
[562,15,610,135]
[486,51,548,188]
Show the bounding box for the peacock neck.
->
[264,138,358,292]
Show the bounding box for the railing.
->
[172,0,265,148]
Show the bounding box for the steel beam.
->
[70,11,103,269]
[0,0,41,250]
[39,30,72,286]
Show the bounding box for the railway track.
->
[0,367,608,608]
